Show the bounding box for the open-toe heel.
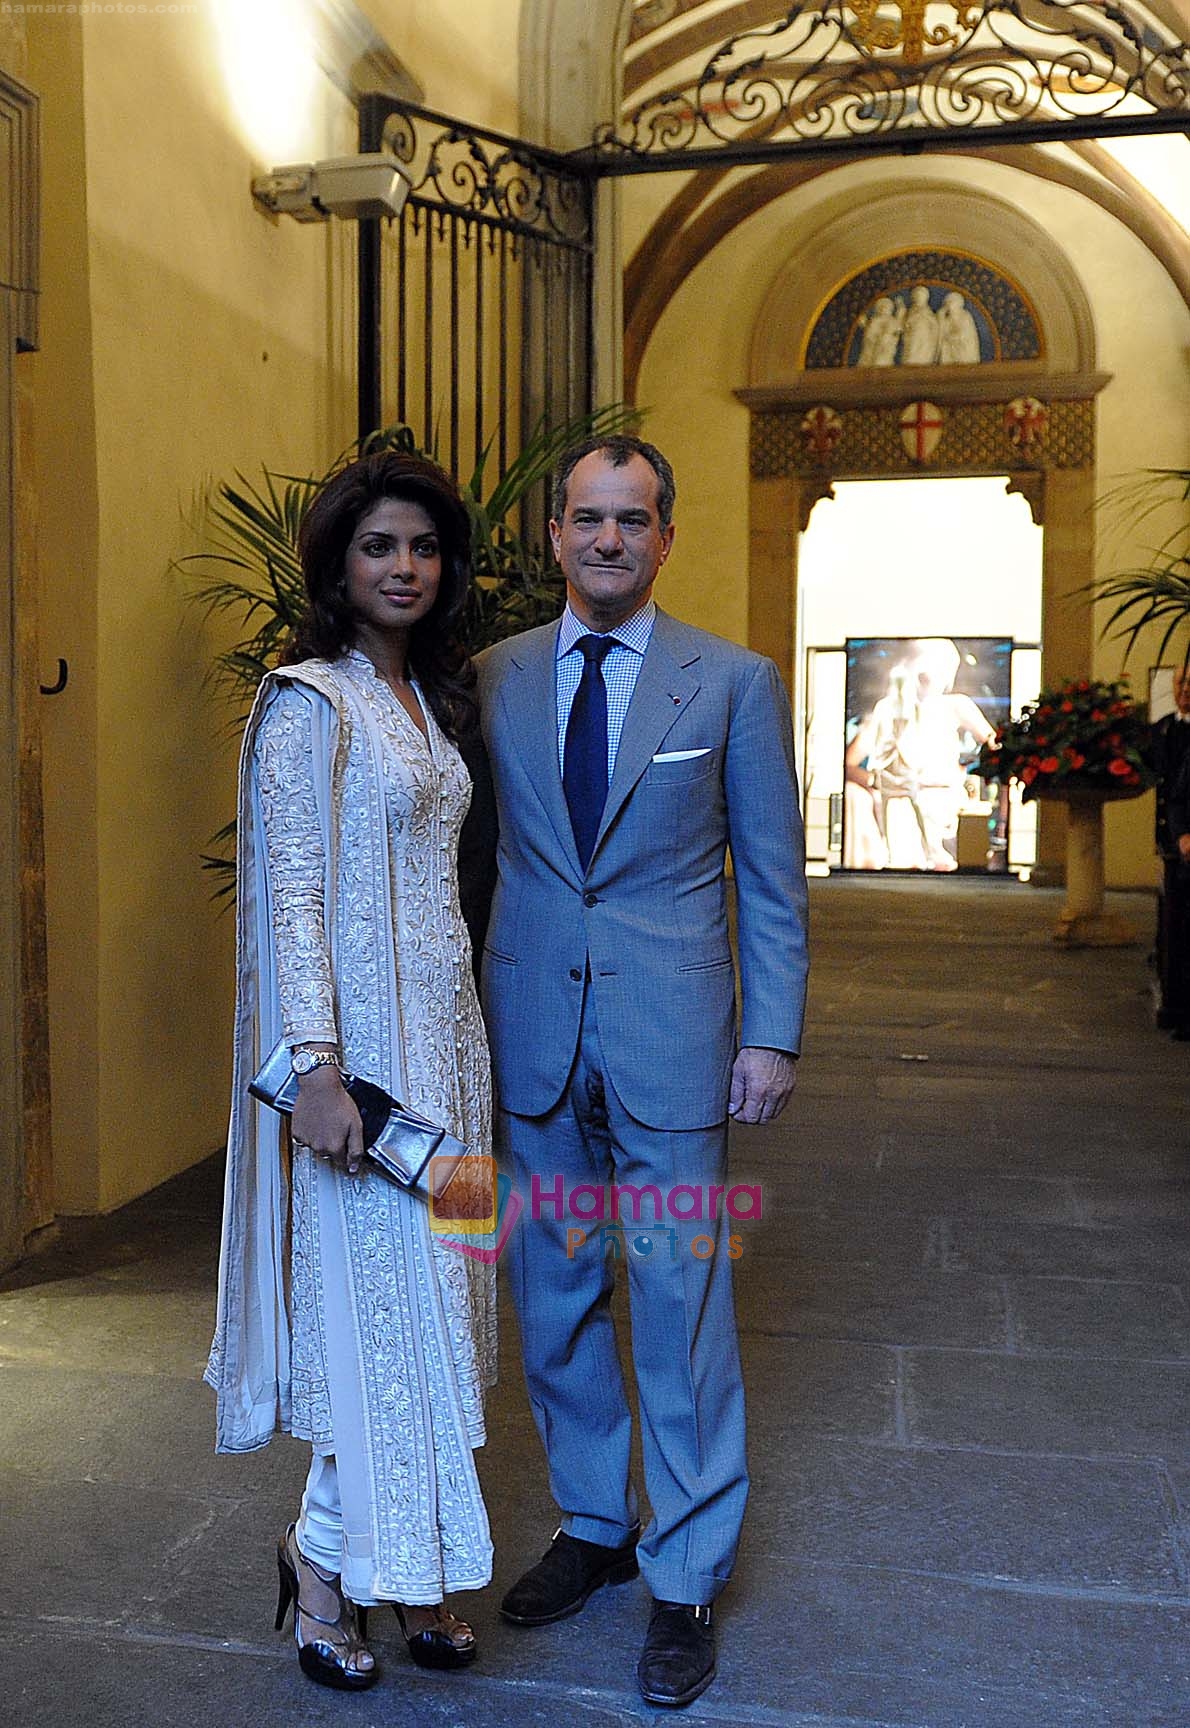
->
[394,1602,478,1670]
[274,1525,377,1691]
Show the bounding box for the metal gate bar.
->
[357,95,595,544]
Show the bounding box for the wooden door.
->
[0,65,45,1272]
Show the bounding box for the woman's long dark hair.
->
[284,450,477,741]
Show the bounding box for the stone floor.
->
[3,876,1189,1727]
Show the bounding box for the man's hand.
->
[728,1047,798,1125]
[1178,833,1190,862]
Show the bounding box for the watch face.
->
[291,1050,316,1075]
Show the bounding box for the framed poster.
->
[1150,665,1179,723]
[843,636,1012,872]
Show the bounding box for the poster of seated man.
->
[844,637,1007,872]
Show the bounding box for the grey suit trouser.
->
[500,984,749,1606]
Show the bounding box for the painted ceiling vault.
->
[616,4,1190,394]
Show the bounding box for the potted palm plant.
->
[980,466,1189,947]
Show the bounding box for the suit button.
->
[569,967,583,982]
[583,891,599,907]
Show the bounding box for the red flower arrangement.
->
[977,677,1155,801]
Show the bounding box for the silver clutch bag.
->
[248,1037,468,1205]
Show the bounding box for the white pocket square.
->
[652,748,711,762]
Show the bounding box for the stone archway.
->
[518,0,625,150]
[736,183,1108,881]
[517,3,1180,889]
[518,0,629,398]
[732,185,1105,877]
[740,181,1103,674]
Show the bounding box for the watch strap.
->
[292,1048,341,1076]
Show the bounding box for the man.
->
[1152,669,1190,1036]
[477,435,809,1708]
[1152,669,1190,855]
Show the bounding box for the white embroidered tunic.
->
[206,652,495,1603]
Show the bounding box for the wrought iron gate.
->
[357,95,595,539]
[354,6,1187,525]
[591,1,1190,172]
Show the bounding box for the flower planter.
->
[980,678,1154,947]
[1031,784,1147,947]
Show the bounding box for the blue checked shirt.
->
[555,600,656,780]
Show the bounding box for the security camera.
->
[251,153,412,223]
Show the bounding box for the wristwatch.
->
[291,1048,341,1077]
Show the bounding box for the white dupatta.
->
[205,663,350,1453]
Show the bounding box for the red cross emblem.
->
[800,405,843,465]
[1004,396,1049,451]
[899,401,945,465]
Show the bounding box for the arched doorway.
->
[798,475,1043,875]
[732,183,1106,881]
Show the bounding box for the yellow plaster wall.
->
[631,153,1190,888]
[0,16,21,68]
[365,0,521,131]
[25,0,537,1216]
[31,8,359,1212]
[26,15,102,1213]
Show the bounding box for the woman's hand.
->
[292,1066,365,1176]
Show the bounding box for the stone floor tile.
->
[737,1265,1008,1351]
[0,1364,277,1496]
[1068,1178,1190,1227]
[0,1628,661,1728]
[4,877,1189,1728]
[747,1440,1184,1594]
[0,1280,212,1375]
[741,1337,899,1444]
[904,1349,1190,1461]
[739,1210,941,1272]
[814,1168,1080,1224]
[945,1218,1190,1282]
[721,1562,1190,1728]
[1008,1277,1190,1359]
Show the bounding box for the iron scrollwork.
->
[597,1,1190,160]
[383,103,594,250]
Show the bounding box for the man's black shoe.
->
[637,1600,716,1709]
[499,1528,639,1626]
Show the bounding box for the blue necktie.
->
[564,634,615,872]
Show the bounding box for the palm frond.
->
[1092,470,1190,671]
[199,852,237,903]
[483,405,640,527]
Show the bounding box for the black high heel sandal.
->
[274,1525,377,1691]
[393,1602,478,1670]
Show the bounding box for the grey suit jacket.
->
[477,608,809,1130]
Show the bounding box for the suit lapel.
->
[593,611,702,856]
[500,624,583,880]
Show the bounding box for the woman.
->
[205,450,497,1690]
